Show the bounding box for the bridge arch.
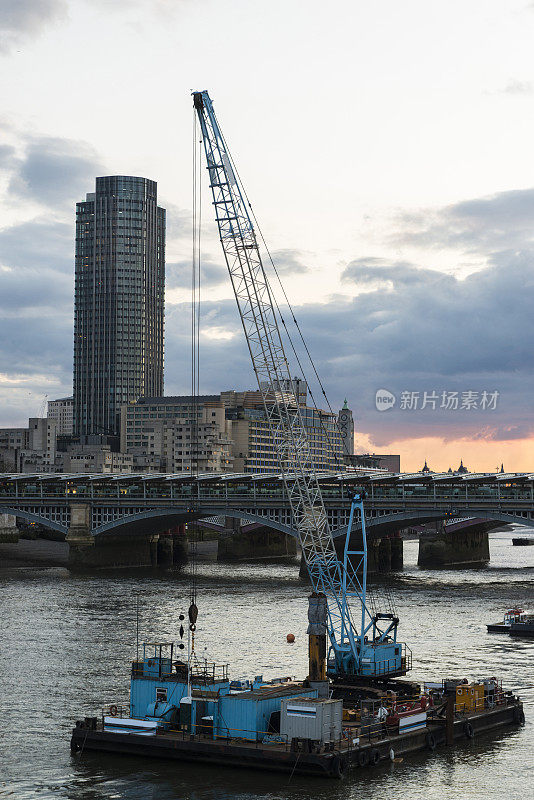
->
[93,504,534,544]
[332,508,534,539]
[0,507,67,535]
[93,507,295,538]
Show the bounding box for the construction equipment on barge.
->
[70,90,526,777]
[71,652,524,778]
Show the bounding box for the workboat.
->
[509,617,534,637]
[487,608,527,633]
[70,642,525,779]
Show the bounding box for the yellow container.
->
[472,683,484,712]
[456,683,485,712]
[456,685,470,711]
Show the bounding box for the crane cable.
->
[217,125,346,471]
[189,109,201,649]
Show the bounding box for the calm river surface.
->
[1,529,533,800]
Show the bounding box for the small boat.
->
[512,538,534,546]
[509,617,534,637]
[487,608,526,633]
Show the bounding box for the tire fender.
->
[464,721,474,739]
[370,748,380,766]
[330,754,347,779]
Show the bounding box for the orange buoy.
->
[286,633,295,643]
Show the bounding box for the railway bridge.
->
[1,470,533,568]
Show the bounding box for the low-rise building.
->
[62,445,134,474]
[0,427,29,451]
[120,396,233,472]
[47,397,74,436]
[121,388,344,475]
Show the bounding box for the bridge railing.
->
[1,477,533,505]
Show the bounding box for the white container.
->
[103,717,158,736]
[398,711,426,734]
[280,698,343,743]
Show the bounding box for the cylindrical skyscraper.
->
[73,176,165,439]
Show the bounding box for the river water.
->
[0,528,532,800]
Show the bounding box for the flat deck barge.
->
[71,689,524,779]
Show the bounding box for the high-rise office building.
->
[73,176,165,438]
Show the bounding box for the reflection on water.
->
[0,528,532,799]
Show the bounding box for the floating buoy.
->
[286,633,295,643]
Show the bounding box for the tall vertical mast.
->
[192,90,363,667]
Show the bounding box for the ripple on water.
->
[0,528,532,799]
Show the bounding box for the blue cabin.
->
[129,642,317,742]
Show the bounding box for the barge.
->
[71,643,525,779]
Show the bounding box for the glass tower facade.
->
[73,176,165,438]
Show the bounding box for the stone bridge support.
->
[217,518,297,562]
[418,521,490,568]
[355,534,404,574]
[66,503,94,568]
[157,526,188,568]
[0,513,18,543]
[66,502,176,570]
[299,533,404,581]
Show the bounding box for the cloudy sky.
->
[1,0,534,471]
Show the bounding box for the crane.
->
[193,90,409,682]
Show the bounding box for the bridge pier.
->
[157,532,173,566]
[391,535,403,570]
[172,525,188,567]
[66,503,168,570]
[300,534,404,581]
[418,522,490,568]
[217,518,297,562]
[66,503,95,568]
[0,513,18,543]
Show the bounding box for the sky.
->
[1,0,534,472]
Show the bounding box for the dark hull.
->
[70,701,524,779]
[487,623,510,633]
[509,622,534,637]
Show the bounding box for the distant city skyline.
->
[1,1,533,471]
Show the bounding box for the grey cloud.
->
[0,218,72,272]
[393,187,534,253]
[162,250,534,449]
[0,219,74,318]
[0,144,16,168]
[164,203,192,242]
[167,257,227,290]
[0,265,73,313]
[8,136,103,208]
[267,249,310,276]
[342,258,445,288]
[0,0,67,53]
[298,252,534,446]
[164,299,249,395]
